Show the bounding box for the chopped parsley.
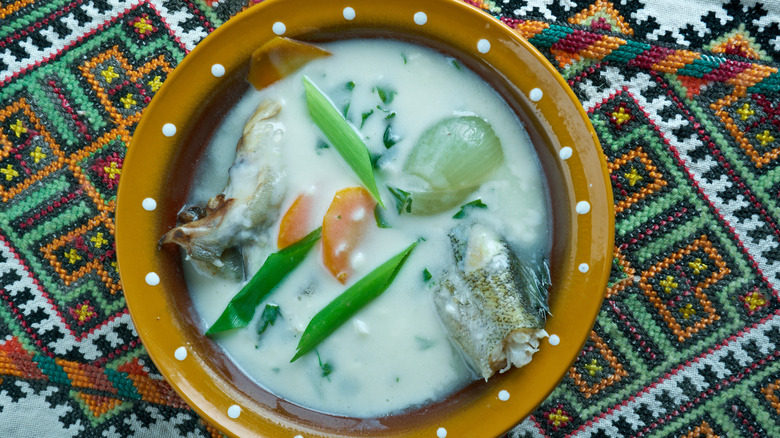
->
[257,304,280,337]
[387,186,413,214]
[453,199,488,219]
[374,86,397,104]
[383,125,401,148]
[316,350,333,380]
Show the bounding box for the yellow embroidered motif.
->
[0,164,19,181]
[659,275,678,293]
[611,106,631,125]
[147,75,163,92]
[624,167,643,186]
[134,17,154,34]
[64,248,82,265]
[756,130,775,146]
[9,119,27,137]
[736,103,755,121]
[73,304,95,322]
[688,258,707,274]
[744,292,766,311]
[584,358,603,376]
[119,93,137,109]
[103,161,121,179]
[29,146,46,164]
[548,409,569,427]
[90,232,109,249]
[101,66,120,83]
[679,303,696,319]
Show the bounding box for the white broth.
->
[184,39,549,417]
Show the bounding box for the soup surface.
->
[183,39,549,417]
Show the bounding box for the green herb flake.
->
[383,125,401,149]
[452,199,488,219]
[387,186,412,214]
[423,268,432,283]
[449,58,462,70]
[401,53,408,64]
[369,152,382,170]
[315,139,330,152]
[374,86,397,104]
[303,76,384,207]
[205,228,322,335]
[374,204,392,229]
[257,304,280,336]
[316,350,333,380]
[385,112,396,120]
[291,241,418,362]
[345,81,356,91]
[415,336,435,350]
[360,109,374,128]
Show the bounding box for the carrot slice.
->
[322,187,377,284]
[277,193,314,249]
[248,37,331,90]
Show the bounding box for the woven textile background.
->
[0,0,778,437]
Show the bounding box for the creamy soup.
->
[181,39,549,417]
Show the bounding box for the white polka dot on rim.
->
[227,404,241,419]
[293,435,303,438]
[414,12,427,25]
[576,201,591,214]
[579,263,590,273]
[145,272,160,286]
[142,198,157,211]
[436,427,447,438]
[477,39,490,54]
[272,22,286,35]
[174,347,187,361]
[343,7,355,20]
[498,390,510,401]
[548,334,560,346]
[559,146,573,160]
[211,63,225,77]
[529,88,543,101]
[162,123,176,137]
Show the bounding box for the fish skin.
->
[160,99,286,279]
[432,223,549,380]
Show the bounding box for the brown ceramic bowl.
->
[116,0,614,436]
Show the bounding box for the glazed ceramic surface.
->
[115,0,614,436]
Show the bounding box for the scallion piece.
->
[291,241,417,362]
[205,227,322,335]
[374,204,392,228]
[303,76,384,207]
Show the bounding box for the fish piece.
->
[160,99,287,279]
[432,223,550,380]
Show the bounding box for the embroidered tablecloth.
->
[0,0,778,437]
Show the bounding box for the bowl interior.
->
[116,0,614,437]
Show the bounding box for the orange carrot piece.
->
[247,37,331,90]
[277,193,314,249]
[322,187,377,284]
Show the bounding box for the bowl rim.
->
[116,0,614,437]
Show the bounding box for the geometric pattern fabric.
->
[0,0,778,437]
